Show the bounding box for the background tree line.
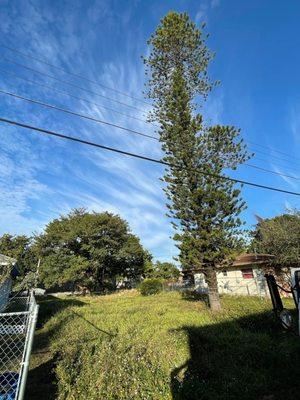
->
[0,208,180,292]
[1,207,298,292]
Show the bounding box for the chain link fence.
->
[0,291,38,400]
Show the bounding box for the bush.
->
[139,278,163,296]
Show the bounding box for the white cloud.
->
[195,4,208,24]
[0,0,179,260]
[290,106,300,144]
[211,0,220,8]
[271,164,299,190]
[195,0,220,25]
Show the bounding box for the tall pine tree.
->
[144,12,250,310]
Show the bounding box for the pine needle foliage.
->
[144,12,251,309]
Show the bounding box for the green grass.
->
[25,291,300,400]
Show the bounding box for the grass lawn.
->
[25,291,300,400]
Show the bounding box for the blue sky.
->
[0,0,300,261]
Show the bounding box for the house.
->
[183,253,275,297]
[0,254,19,311]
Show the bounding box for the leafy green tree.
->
[144,12,250,310]
[155,261,180,280]
[251,211,300,269]
[145,261,180,280]
[35,209,148,291]
[0,233,37,276]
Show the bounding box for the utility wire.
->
[245,139,300,161]
[0,89,157,140]
[2,88,299,182]
[3,57,148,114]
[0,67,155,126]
[0,44,151,106]
[1,116,300,196]
[2,48,299,166]
[2,63,299,169]
[248,146,300,168]
[242,163,300,180]
[254,156,300,175]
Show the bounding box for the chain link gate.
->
[0,291,39,400]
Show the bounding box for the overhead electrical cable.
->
[2,64,298,168]
[254,156,300,175]
[0,89,157,140]
[1,116,300,196]
[3,57,148,114]
[245,139,300,161]
[247,146,300,168]
[2,47,299,166]
[0,67,156,126]
[0,43,151,106]
[1,88,299,181]
[241,163,300,180]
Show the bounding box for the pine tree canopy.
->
[144,12,251,275]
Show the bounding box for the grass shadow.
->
[181,290,209,306]
[71,310,117,337]
[171,311,300,400]
[36,295,84,328]
[25,357,57,400]
[25,296,85,400]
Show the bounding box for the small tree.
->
[139,278,163,296]
[144,12,250,310]
[145,261,180,280]
[0,233,37,276]
[35,209,148,291]
[251,211,300,274]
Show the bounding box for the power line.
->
[248,146,300,168]
[246,139,300,161]
[242,162,300,180]
[3,49,299,169]
[3,57,148,114]
[3,66,299,175]
[2,88,299,182]
[0,89,157,140]
[1,116,300,196]
[0,67,155,126]
[254,156,300,175]
[0,43,151,106]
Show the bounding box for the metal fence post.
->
[16,301,39,400]
[299,298,300,336]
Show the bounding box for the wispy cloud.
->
[290,106,300,145]
[270,164,299,190]
[195,0,220,25]
[0,0,178,260]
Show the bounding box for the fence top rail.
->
[0,310,31,316]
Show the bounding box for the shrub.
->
[139,278,163,296]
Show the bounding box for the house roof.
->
[232,253,275,267]
[182,253,275,274]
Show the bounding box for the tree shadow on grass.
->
[36,295,84,328]
[181,290,209,306]
[171,311,300,400]
[25,296,85,400]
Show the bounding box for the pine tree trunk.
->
[206,266,221,311]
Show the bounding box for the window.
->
[242,268,254,279]
[222,270,227,276]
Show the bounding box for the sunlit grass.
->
[27,291,300,400]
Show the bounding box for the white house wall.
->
[194,267,267,297]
